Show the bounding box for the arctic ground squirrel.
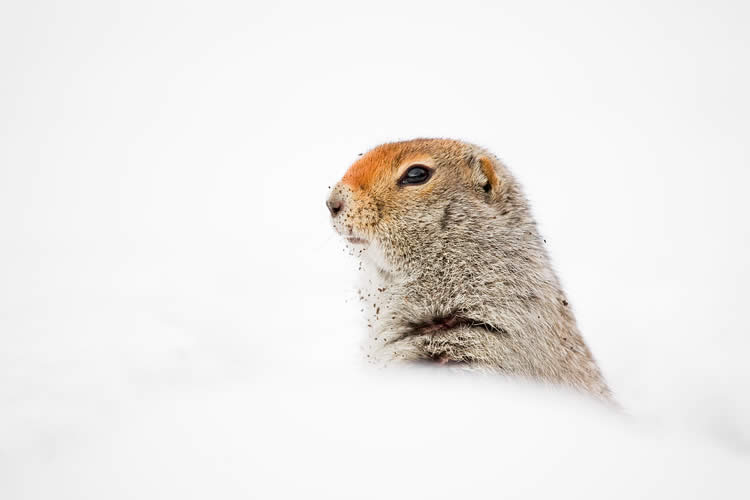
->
[326,138,613,401]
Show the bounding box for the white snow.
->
[1,1,749,498]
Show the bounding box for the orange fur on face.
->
[341,143,402,191]
[341,142,438,192]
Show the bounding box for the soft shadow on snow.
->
[4,365,750,500]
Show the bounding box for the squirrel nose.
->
[326,197,343,217]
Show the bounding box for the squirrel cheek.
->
[342,192,379,228]
[357,200,382,230]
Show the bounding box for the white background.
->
[1,1,749,498]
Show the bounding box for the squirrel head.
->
[327,138,529,277]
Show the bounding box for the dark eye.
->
[399,165,432,186]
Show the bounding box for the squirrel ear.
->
[470,155,503,201]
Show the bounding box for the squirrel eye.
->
[399,165,432,186]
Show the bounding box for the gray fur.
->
[328,139,613,402]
